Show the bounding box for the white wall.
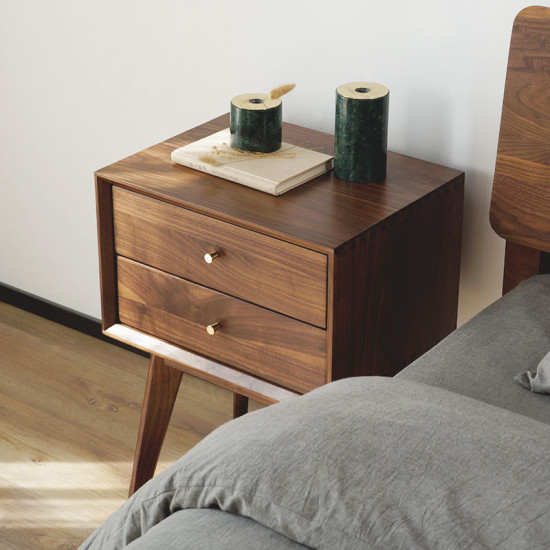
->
[0,0,536,323]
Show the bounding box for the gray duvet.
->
[81,377,550,550]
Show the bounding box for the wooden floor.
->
[0,302,263,549]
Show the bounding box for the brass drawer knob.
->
[204,251,220,264]
[206,322,221,335]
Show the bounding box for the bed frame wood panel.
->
[490,6,550,292]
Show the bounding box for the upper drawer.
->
[112,187,327,328]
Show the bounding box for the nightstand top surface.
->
[96,114,463,251]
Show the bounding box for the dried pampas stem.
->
[269,83,296,100]
[198,141,317,167]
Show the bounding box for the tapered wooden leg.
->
[129,355,183,496]
[233,393,249,418]
[503,241,543,294]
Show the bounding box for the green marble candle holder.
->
[334,82,389,183]
[230,93,282,153]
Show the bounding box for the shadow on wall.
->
[457,167,505,325]
[400,89,506,324]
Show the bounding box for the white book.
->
[171,128,334,196]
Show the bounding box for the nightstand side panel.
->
[330,175,464,380]
[96,177,118,330]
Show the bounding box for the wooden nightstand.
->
[96,114,464,494]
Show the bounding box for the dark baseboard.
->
[0,282,147,357]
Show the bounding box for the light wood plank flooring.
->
[0,302,263,549]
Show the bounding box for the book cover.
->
[171,128,334,195]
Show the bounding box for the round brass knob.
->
[204,251,220,264]
[206,322,221,335]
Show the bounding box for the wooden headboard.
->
[490,6,550,293]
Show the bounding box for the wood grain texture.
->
[117,256,326,393]
[129,355,183,495]
[96,114,463,251]
[0,302,268,549]
[330,176,464,378]
[490,6,550,253]
[113,186,327,328]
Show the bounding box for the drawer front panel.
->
[117,257,327,394]
[112,187,327,328]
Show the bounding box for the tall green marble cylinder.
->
[230,93,282,153]
[334,82,389,183]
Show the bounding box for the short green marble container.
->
[230,93,282,153]
[334,82,389,183]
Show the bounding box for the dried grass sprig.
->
[269,83,296,100]
[198,153,220,165]
[198,142,309,166]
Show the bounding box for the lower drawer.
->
[117,257,327,394]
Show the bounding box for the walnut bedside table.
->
[95,114,464,494]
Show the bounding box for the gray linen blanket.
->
[80,377,550,550]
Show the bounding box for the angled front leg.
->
[129,355,183,496]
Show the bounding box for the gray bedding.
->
[81,377,550,550]
[397,274,550,423]
[80,275,550,549]
[125,509,306,549]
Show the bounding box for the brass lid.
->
[336,82,389,100]
[231,93,282,111]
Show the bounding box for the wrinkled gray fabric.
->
[397,274,550,424]
[515,350,550,394]
[125,508,308,549]
[80,377,550,550]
